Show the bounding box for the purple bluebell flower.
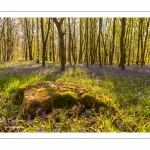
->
[42,111,46,120]
[55,124,60,129]
[36,108,41,114]
[92,72,95,77]
[28,115,31,121]
[54,124,60,132]
[39,126,43,132]
[5,98,9,103]
[120,123,124,129]
[0,74,3,78]
[85,109,90,114]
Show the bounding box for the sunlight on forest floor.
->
[1,60,150,132]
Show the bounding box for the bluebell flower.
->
[28,115,31,121]
[36,108,41,113]
[39,126,43,132]
[120,123,124,129]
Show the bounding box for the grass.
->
[1,60,150,132]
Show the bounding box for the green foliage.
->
[2,61,150,132]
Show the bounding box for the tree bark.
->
[41,18,51,67]
[120,18,126,70]
[98,18,102,68]
[110,18,116,65]
[52,18,66,71]
[141,18,150,67]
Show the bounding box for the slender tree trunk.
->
[110,18,116,65]
[68,18,72,65]
[98,18,102,68]
[41,18,51,67]
[86,18,89,67]
[25,18,33,61]
[36,18,40,63]
[79,18,83,64]
[128,18,133,66]
[141,18,150,67]
[136,19,141,65]
[52,22,55,62]
[52,18,66,71]
[120,18,126,70]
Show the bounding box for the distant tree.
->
[86,18,89,67]
[52,18,66,71]
[40,18,51,67]
[24,18,34,60]
[79,18,83,64]
[52,21,55,62]
[68,18,72,65]
[101,18,108,65]
[110,18,116,65]
[127,18,133,66]
[136,18,141,65]
[120,18,126,70]
[141,18,150,67]
[36,18,40,63]
[98,18,103,68]
[72,18,77,65]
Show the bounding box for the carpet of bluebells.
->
[1,60,150,132]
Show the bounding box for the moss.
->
[19,83,28,89]
[54,91,78,108]
[12,83,28,105]
[95,95,117,110]
[79,93,96,108]
[47,88,58,98]
[68,85,76,90]
[79,93,117,110]
[37,88,47,92]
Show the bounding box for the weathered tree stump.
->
[13,81,117,119]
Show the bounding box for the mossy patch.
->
[79,93,117,110]
[37,88,47,92]
[95,95,117,111]
[80,93,96,108]
[47,87,58,98]
[54,91,78,108]
[12,83,28,105]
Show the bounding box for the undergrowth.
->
[1,60,150,132]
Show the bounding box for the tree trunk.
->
[136,19,141,65]
[98,18,102,68]
[110,18,116,65]
[41,18,51,67]
[36,18,40,63]
[52,18,66,71]
[141,18,150,67]
[68,18,72,65]
[120,18,126,70]
[86,18,89,67]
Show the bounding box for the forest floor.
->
[1,60,150,132]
